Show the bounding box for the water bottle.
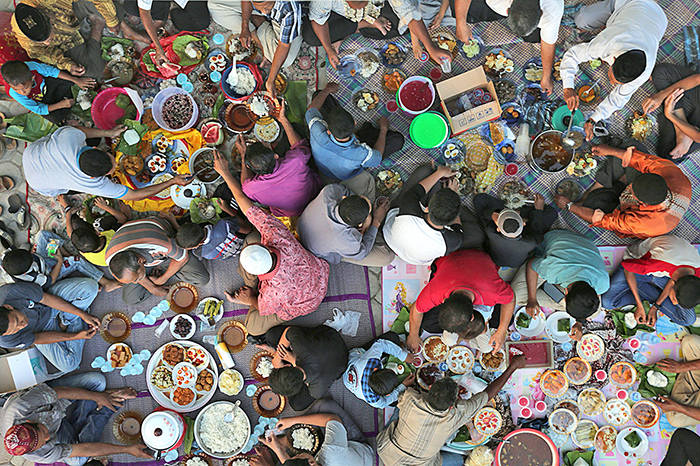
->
[515,123,530,157]
[633,353,648,364]
[440,57,452,73]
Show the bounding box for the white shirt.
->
[309,0,421,35]
[383,207,447,265]
[624,235,700,277]
[315,421,375,466]
[486,0,563,44]
[22,127,129,198]
[560,0,667,122]
[138,0,189,11]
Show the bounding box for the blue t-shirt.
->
[305,108,381,180]
[0,283,52,349]
[197,218,245,260]
[7,62,61,115]
[531,230,610,294]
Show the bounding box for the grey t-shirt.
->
[0,384,72,463]
[0,282,51,349]
[315,420,374,466]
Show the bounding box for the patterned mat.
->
[326,0,700,246]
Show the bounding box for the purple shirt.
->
[242,139,322,217]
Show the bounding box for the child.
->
[58,194,129,267]
[176,199,251,260]
[343,332,418,409]
[1,60,95,125]
[1,230,121,292]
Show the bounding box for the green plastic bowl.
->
[410,111,449,149]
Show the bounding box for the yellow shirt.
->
[82,229,115,267]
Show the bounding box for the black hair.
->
[0,306,11,335]
[78,149,113,177]
[176,222,206,249]
[426,377,459,411]
[502,218,520,234]
[674,275,700,309]
[0,61,32,86]
[245,142,277,175]
[71,228,101,253]
[436,293,474,334]
[282,460,311,466]
[428,189,461,226]
[566,281,600,321]
[368,368,400,396]
[507,0,542,38]
[338,195,370,227]
[268,366,305,397]
[632,173,668,205]
[109,250,142,279]
[326,108,355,140]
[612,50,646,84]
[2,249,34,276]
[460,311,486,340]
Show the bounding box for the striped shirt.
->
[257,0,305,44]
[197,218,245,260]
[105,218,186,267]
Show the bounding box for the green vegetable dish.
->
[557,319,571,333]
[516,313,533,329]
[624,430,641,449]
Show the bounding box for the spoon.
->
[224,400,241,422]
[562,111,576,147]
[581,77,603,99]
[229,55,238,87]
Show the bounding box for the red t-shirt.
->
[414,249,514,314]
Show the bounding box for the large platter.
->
[146,340,219,413]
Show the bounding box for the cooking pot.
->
[141,408,187,460]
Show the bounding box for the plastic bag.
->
[324,308,361,337]
[463,446,493,466]
[458,372,487,394]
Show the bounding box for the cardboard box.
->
[0,348,50,394]
[435,67,502,135]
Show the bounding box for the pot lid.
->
[142,411,183,450]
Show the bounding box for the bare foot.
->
[225,291,235,302]
[670,132,693,159]
[119,21,150,44]
[374,16,391,35]
[99,278,123,293]
[88,14,106,40]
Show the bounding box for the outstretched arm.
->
[213,150,255,215]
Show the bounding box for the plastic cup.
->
[595,369,607,382]
[639,333,651,341]
[210,70,222,83]
[505,163,519,176]
[213,33,225,45]
[534,400,547,413]
[510,331,522,341]
[639,344,649,353]
[519,407,532,419]
[518,396,530,407]
[176,73,188,85]
[182,82,194,93]
[630,391,642,402]
[386,100,398,113]
[628,338,641,350]
[650,335,661,345]
[419,51,429,62]
[561,342,573,352]
[617,389,629,401]
[430,67,442,81]
[633,353,648,364]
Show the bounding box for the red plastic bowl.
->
[91,88,139,130]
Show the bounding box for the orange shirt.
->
[592,150,691,239]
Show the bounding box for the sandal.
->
[8,194,28,230]
[0,220,14,249]
[0,176,14,192]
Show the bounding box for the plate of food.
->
[523,58,543,83]
[576,81,601,106]
[555,178,583,202]
[195,368,216,395]
[545,311,576,343]
[382,69,406,93]
[501,103,522,125]
[578,387,606,416]
[474,407,502,436]
[352,89,380,112]
[253,119,281,142]
[563,357,592,385]
[253,384,286,418]
[448,420,489,449]
[566,150,598,177]
[145,153,169,174]
[595,425,617,453]
[554,399,581,419]
[493,140,515,164]
[275,71,288,94]
[513,307,546,338]
[100,312,131,344]
[217,320,248,354]
[119,155,144,177]
[218,369,244,396]
[637,365,676,397]
[616,427,649,457]
[338,54,362,80]
[483,48,514,78]
[609,361,637,389]
[631,400,660,428]
[461,36,483,59]
[194,401,251,458]
[376,169,403,196]
[480,349,506,372]
[431,30,459,60]
[226,34,258,62]
[195,297,224,324]
[440,138,467,163]
[250,350,275,382]
[540,369,568,397]
[380,42,407,67]
[422,336,449,363]
[287,424,322,456]
[494,79,518,103]
[548,408,578,435]
[357,49,380,78]
[495,428,558,465]
[147,341,219,413]
[498,178,532,209]
[464,140,493,172]
[108,343,133,369]
[245,91,280,122]
[168,282,199,313]
[417,362,445,390]
[151,173,174,199]
[170,314,196,340]
[577,334,605,362]
[173,362,198,388]
[627,111,655,141]
[446,346,474,374]
[572,419,599,449]
[604,398,632,426]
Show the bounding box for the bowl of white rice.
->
[194,401,251,458]
[221,64,260,101]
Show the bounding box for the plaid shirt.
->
[592,150,691,239]
[343,339,408,408]
[377,389,489,466]
[257,0,305,44]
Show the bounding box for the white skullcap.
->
[239,244,273,275]
[497,209,524,238]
